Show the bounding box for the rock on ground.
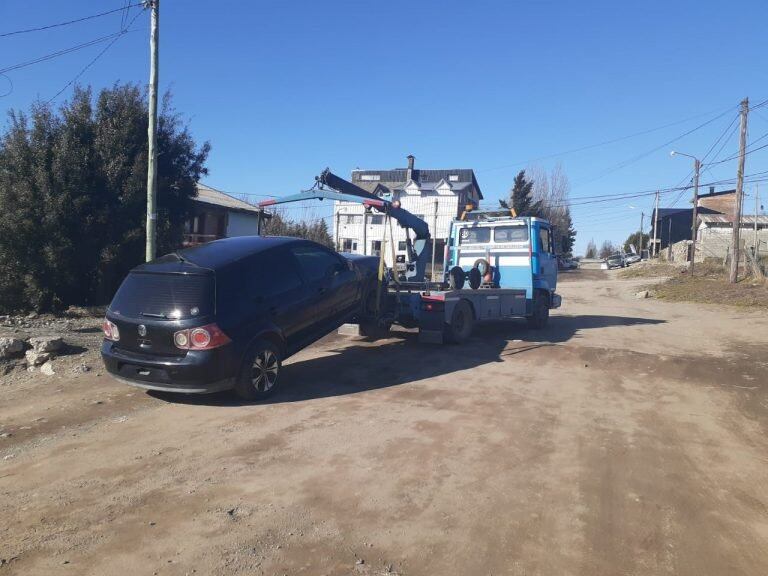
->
[25,350,51,367]
[40,361,55,376]
[28,336,63,353]
[0,337,25,360]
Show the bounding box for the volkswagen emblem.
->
[137,324,147,337]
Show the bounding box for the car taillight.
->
[102,319,120,341]
[173,323,230,350]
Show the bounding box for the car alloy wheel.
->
[251,349,279,392]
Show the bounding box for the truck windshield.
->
[494,226,529,243]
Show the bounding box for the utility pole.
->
[639,211,644,258]
[729,97,749,283]
[667,219,673,261]
[689,158,701,275]
[652,191,659,257]
[145,0,159,262]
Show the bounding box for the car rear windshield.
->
[109,272,215,319]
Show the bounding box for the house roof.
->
[351,167,483,199]
[195,183,264,215]
[699,214,768,225]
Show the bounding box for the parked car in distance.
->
[605,253,626,269]
[625,253,641,265]
[101,236,378,400]
[558,257,578,270]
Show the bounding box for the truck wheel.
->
[445,300,474,344]
[234,340,282,401]
[527,292,550,329]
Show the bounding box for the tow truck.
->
[259,169,561,344]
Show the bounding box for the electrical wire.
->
[479,104,736,173]
[0,31,135,75]
[0,3,145,37]
[46,10,146,104]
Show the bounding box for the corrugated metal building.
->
[697,214,768,259]
[333,156,483,268]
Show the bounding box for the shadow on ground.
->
[149,314,664,407]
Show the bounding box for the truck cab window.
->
[459,227,491,244]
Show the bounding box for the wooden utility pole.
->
[639,211,644,257]
[729,97,749,283]
[689,158,701,275]
[652,190,659,257]
[145,0,159,262]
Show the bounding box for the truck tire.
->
[527,291,550,329]
[445,300,474,344]
[234,340,282,401]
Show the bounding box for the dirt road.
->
[2,270,768,575]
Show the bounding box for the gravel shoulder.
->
[2,270,768,576]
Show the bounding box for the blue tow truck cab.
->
[392,213,562,344]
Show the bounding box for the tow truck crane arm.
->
[259,169,433,282]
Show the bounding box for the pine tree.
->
[498,170,542,216]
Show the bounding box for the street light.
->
[670,150,701,275]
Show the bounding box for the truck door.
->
[535,224,558,291]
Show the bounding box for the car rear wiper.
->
[140,312,168,318]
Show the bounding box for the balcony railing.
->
[182,233,221,246]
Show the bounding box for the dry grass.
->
[646,260,768,308]
[617,260,682,279]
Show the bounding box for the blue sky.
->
[2,0,767,254]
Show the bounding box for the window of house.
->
[459,227,491,244]
[449,175,460,182]
[398,241,407,251]
[371,240,382,256]
[369,215,383,225]
[343,214,361,225]
[360,174,381,181]
[340,239,358,253]
[494,225,529,243]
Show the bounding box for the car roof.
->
[132,236,307,274]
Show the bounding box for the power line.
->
[0,3,145,38]
[46,10,146,104]
[0,31,136,75]
[479,104,736,173]
[572,107,738,188]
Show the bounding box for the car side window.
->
[291,245,343,283]
[538,227,550,254]
[249,251,303,298]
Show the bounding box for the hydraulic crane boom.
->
[259,169,432,282]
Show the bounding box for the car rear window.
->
[109,272,215,319]
[494,225,529,243]
[458,227,491,244]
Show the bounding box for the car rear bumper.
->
[101,340,240,394]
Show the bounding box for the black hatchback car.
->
[101,236,378,400]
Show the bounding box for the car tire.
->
[527,291,550,329]
[445,300,474,344]
[234,339,282,401]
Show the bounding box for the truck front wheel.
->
[527,291,550,329]
[445,300,474,344]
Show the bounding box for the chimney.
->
[406,154,415,182]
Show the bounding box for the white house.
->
[184,183,269,246]
[333,156,483,269]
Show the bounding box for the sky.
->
[2,0,768,255]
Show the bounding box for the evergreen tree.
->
[498,170,542,216]
[0,84,209,312]
[585,239,597,259]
